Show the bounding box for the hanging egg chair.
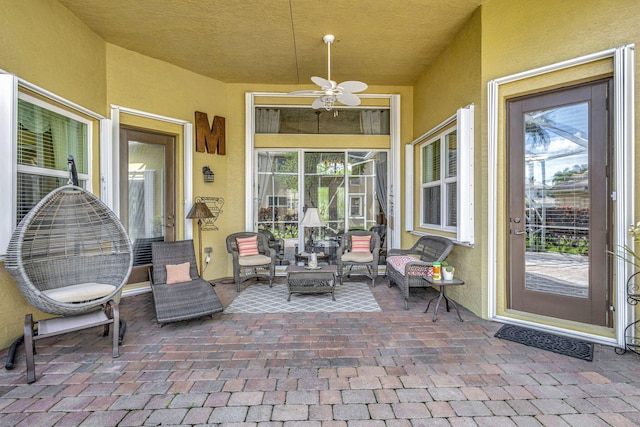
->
[5,169,133,317]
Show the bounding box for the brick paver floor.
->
[1,276,639,426]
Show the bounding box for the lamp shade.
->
[300,207,325,227]
[186,202,214,219]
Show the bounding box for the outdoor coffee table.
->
[423,276,465,322]
[286,265,337,301]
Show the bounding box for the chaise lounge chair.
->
[149,240,223,325]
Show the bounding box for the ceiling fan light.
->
[321,96,335,111]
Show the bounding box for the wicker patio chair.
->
[336,230,380,287]
[386,235,454,309]
[149,240,223,325]
[4,183,133,382]
[259,229,286,265]
[226,232,276,291]
[370,225,388,267]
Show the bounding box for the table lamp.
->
[300,207,325,248]
[186,201,214,276]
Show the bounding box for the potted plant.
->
[442,262,455,280]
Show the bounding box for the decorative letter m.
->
[195,111,226,155]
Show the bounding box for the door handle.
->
[513,229,526,235]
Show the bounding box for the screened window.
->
[255,107,390,135]
[406,104,474,245]
[421,128,457,229]
[16,94,90,224]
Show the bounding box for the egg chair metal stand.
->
[4,169,133,382]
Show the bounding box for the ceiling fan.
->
[290,34,368,111]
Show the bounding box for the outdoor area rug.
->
[494,324,594,361]
[225,282,382,313]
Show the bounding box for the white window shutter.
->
[457,104,474,245]
[405,147,414,231]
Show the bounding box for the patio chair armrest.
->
[387,248,418,257]
[263,247,277,259]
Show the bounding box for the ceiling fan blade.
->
[311,76,338,90]
[338,81,368,93]
[337,92,361,106]
[311,96,326,109]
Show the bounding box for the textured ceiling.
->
[57,0,483,86]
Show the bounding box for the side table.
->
[423,276,465,322]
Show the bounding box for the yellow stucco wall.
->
[106,44,231,283]
[480,0,640,335]
[409,0,640,327]
[411,8,484,316]
[0,0,108,348]
[0,0,107,114]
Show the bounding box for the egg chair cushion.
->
[43,283,117,303]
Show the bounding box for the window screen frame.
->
[406,104,474,245]
[420,126,458,231]
[16,91,91,183]
[0,74,99,259]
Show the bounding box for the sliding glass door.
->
[256,149,388,266]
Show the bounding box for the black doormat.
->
[494,324,594,361]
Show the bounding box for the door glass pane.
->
[347,152,385,231]
[303,152,344,262]
[128,141,165,266]
[524,102,589,298]
[256,151,299,265]
[304,152,345,232]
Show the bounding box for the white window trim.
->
[406,104,475,245]
[487,45,635,348]
[246,92,401,250]
[107,105,193,239]
[0,72,103,259]
[349,194,365,217]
